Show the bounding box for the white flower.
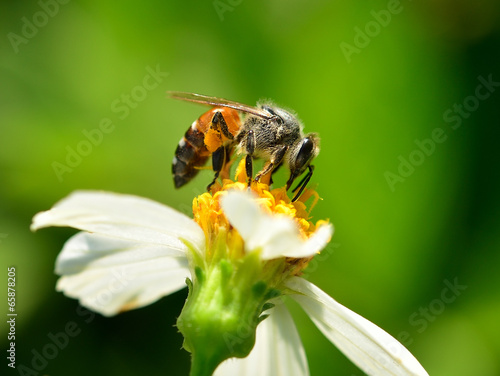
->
[32,189,428,376]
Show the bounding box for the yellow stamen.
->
[192,159,329,275]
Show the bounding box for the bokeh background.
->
[1,1,500,375]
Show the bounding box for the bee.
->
[170,92,320,202]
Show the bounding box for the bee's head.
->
[286,133,320,190]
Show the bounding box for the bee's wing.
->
[168,91,274,119]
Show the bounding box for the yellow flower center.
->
[191,160,328,275]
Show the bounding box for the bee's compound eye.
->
[295,137,315,169]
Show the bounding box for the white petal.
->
[31,190,205,254]
[215,299,309,376]
[220,190,333,260]
[286,277,428,376]
[56,232,190,316]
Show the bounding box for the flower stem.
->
[178,241,275,376]
[188,352,220,376]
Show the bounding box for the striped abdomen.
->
[172,107,240,188]
[172,119,210,188]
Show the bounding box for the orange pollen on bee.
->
[200,106,240,153]
[204,129,224,153]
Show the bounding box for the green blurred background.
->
[1,1,500,375]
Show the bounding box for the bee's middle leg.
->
[291,165,315,202]
[245,130,256,187]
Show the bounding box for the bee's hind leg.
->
[206,111,234,191]
[207,145,226,191]
[211,111,234,140]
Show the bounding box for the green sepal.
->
[261,302,275,313]
[177,257,275,376]
[257,313,270,324]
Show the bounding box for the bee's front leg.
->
[255,145,288,185]
[291,165,315,202]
